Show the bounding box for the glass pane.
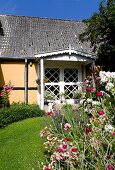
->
[45,68,59,82]
[64,85,78,99]
[45,85,59,99]
[64,69,78,82]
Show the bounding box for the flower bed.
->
[40,71,115,170]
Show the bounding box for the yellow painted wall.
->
[28,90,37,104]
[0,62,38,104]
[0,62,24,86]
[28,63,38,87]
[10,90,37,104]
[10,90,24,103]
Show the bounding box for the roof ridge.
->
[0,14,82,23]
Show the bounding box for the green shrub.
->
[0,103,45,128]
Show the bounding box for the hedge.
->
[0,103,45,128]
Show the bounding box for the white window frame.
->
[44,64,82,101]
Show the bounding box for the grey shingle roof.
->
[0,14,94,59]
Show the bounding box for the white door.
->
[44,67,81,100]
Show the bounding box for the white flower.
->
[105,124,114,132]
[99,71,108,82]
[102,91,110,97]
[92,101,100,106]
[86,123,91,126]
[99,71,115,83]
[101,76,108,83]
[80,98,86,104]
[105,82,114,91]
[87,98,93,103]
[111,72,115,79]
[84,108,88,112]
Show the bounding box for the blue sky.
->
[0,0,102,20]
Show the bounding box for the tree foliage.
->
[79,0,115,71]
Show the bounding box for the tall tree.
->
[79,0,115,71]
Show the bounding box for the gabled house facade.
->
[0,14,96,109]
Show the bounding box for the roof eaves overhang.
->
[35,49,96,60]
[0,55,35,60]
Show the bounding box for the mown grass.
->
[0,117,48,170]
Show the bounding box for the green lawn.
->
[0,117,47,170]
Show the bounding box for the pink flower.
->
[96,91,103,96]
[64,138,73,142]
[107,164,114,170]
[87,87,93,92]
[6,88,12,92]
[98,109,105,115]
[57,147,64,153]
[71,147,78,153]
[0,92,5,96]
[56,154,64,161]
[47,111,53,116]
[112,132,115,136]
[43,167,52,170]
[3,84,13,91]
[62,144,67,149]
[3,85,8,90]
[85,127,92,134]
[64,123,71,130]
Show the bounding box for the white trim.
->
[37,63,40,106]
[60,68,64,99]
[46,55,87,62]
[35,49,96,59]
[40,58,44,110]
[78,65,82,91]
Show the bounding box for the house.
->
[0,14,96,110]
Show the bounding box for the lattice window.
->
[45,85,59,99]
[45,68,59,82]
[64,69,78,82]
[44,68,79,100]
[64,85,78,99]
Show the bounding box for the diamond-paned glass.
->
[64,69,78,82]
[44,68,79,100]
[45,85,59,99]
[64,85,78,99]
[45,68,59,82]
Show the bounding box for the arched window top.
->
[0,21,4,36]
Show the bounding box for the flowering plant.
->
[73,89,82,99]
[100,71,115,97]
[40,70,115,170]
[44,91,56,104]
[0,81,13,108]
